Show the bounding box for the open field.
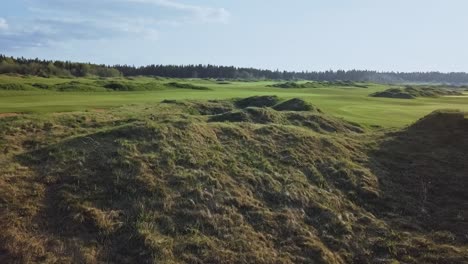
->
[1,92,468,263]
[1,74,468,263]
[1,75,468,127]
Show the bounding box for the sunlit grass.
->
[1,75,468,127]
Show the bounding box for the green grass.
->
[1,96,467,263]
[1,75,468,128]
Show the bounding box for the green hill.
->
[0,98,467,263]
[268,81,368,89]
[370,110,468,237]
[371,86,463,99]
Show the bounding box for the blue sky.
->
[1,0,467,71]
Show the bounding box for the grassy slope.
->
[1,75,468,127]
[0,99,467,263]
[371,86,463,99]
[1,76,468,262]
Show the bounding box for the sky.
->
[1,0,468,72]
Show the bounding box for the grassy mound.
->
[102,81,140,91]
[369,110,468,244]
[31,83,51,90]
[0,104,467,263]
[0,83,35,90]
[235,95,280,108]
[273,98,318,112]
[208,110,250,122]
[55,81,108,92]
[371,88,415,99]
[269,81,368,89]
[211,97,358,133]
[210,106,363,134]
[409,109,468,131]
[0,79,168,92]
[210,107,282,124]
[0,112,375,263]
[161,100,236,116]
[165,82,211,91]
[285,112,364,133]
[96,81,165,91]
[269,82,317,89]
[371,86,463,99]
[324,81,368,88]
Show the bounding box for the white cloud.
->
[127,0,230,23]
[0,18,9,30]
[0,0,229,50]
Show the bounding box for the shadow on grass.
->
[367,110,468,242]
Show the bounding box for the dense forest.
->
[2,54,468,84]
[0,55,121,78]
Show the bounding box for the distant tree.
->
[3,54,468,84]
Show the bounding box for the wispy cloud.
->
[0,0,229,50]
[0,16,149,50]
[127,0,231,23]
[0,18,8,30]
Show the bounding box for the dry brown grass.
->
[0,102,467,263]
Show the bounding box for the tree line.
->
[2,54,468,84]
[0,55,121,77]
